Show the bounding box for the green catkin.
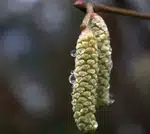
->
[71,28,99,133]
[89,13,113,108]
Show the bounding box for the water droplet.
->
[69,71,76,84]
[109,99,115,105]
[106,85,110,90]
[92,120,98,129]
[110,60,113,70]
[70,70,74,74]
[70,49,76,57]
[109,94,115,105]
[93,122,98,129]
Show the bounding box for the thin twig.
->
[74,0,150,20]
[80,3,94,31]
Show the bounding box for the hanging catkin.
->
[71,27,99,133]
[89,13,113,108]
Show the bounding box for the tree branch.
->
[74,0,150,20]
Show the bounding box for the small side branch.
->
[74,0,150,20]
[80,3,94,31]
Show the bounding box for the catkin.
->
[89,13,113,108]
[71,28,99,133]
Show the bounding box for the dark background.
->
[0,0,150,134]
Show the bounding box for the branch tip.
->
[74,1,150,20]
[74,0,86,6]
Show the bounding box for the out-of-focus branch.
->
[74,0,150,20]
